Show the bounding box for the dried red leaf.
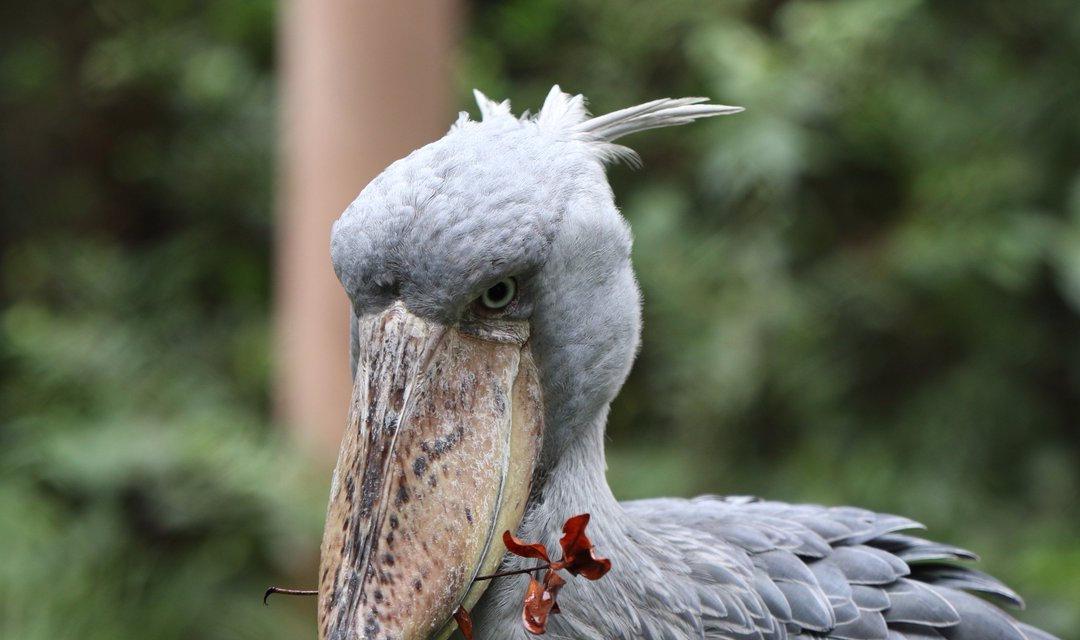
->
[502,530,551,563]
[544,570,566,594]
[453,606,474,640]
[521,576,546,634]
[522,570,566,635]
[556,513,612,580]
[479,515,613,636]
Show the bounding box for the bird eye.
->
[479,277,517,312]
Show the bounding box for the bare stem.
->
[473,564,548,581]
[264,587,318,605]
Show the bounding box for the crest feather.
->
[534,85,743,165]
[473,89,513,121]
[537,85,590,131]
[464,85,743,166]
[576,97,743,142]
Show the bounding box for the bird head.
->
[320,86,741,640]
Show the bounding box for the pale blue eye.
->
[480,278,516,310]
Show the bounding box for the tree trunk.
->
[277,0,460,461]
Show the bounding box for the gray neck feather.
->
[473,407,657,640]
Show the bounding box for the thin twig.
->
[473,564,548,581]
[264,586,318,605]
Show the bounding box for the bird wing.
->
[622,495,1059,640]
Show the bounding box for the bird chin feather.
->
[317,302,544,640]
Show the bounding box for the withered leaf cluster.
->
[456,513,612,637]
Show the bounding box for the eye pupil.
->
[480,277,516,310]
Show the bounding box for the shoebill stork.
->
[319,86,1058,640]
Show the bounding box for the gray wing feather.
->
[623,496,1060,640]
[852,584,892,611]
[776,580,835,632]
[844,515,926,545]
[792,513,864,543]
[756,549,821,585]
[909,565,1024,609]
[753,568,792,621]
[829,546,909,585]
[832,598,862,626]
[808,560,855,606]
[882,578,961,626]
[935,587,1028,640]
[888,623,947,639]
[831,607,889,640]
[871,534,979,563]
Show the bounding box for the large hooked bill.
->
[318,302,544,640]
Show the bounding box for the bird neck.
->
[522,404,628,548]
[471,406,657,639]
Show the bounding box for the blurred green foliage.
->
[1,2,324,639]
[1,0,1077,638]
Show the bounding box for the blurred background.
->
[1,1,1077,638]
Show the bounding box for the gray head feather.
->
[331,85,741,457]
